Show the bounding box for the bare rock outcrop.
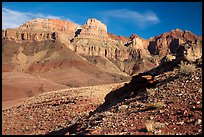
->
[105,73,157,103]
[2,18,80,43]
[76,18,108,39]
[2,29,57,42]
[176,41,202,62]
[18,18,78,36]
[148,28,202,57]
[71,38,130,61]
[128,37,151,58]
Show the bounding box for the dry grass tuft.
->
[145,121,155,132]
[146,88,155,96]
[178,61,196,75]
[145,120,165,132]
[145,101,165,110]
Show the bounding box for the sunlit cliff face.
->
[177,41,202,62]
[185,43,202,62]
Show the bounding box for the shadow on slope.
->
[44,58,182,135]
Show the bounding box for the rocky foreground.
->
[2,65,202,135]
[66,67,202,135]
[2,83,125,135]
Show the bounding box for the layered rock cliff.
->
[2,18,80,43]
[2,29,57,42]
[2,18,202,76]
[2,18,150,61]
[18,18,78,36]
[76,18,108,39]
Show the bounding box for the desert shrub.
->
[145,101,165,110]
[145,121,155,132]
[146,88,155,96]
[178,61,196,75]
[145,121,165,132]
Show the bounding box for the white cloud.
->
[2,8,74,29]
[100,9,160,29]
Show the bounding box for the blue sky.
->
[2,2,202,39]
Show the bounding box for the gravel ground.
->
[2,67,202,135]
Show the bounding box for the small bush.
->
[145,121,155,132]
[146,88,155,96]
[178,61,196,75]
[145,121,165,132]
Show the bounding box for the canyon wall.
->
[2,29,57,42]
[2,18,202,76]
[18,18,78,36]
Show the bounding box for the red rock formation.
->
[148,28,202,57]
[2,18,202,76]
[2,18,79,43]
[108,33,129,42]
[129,34,139,41]
[2,18,145,62]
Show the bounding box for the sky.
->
[2,2,202,39]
